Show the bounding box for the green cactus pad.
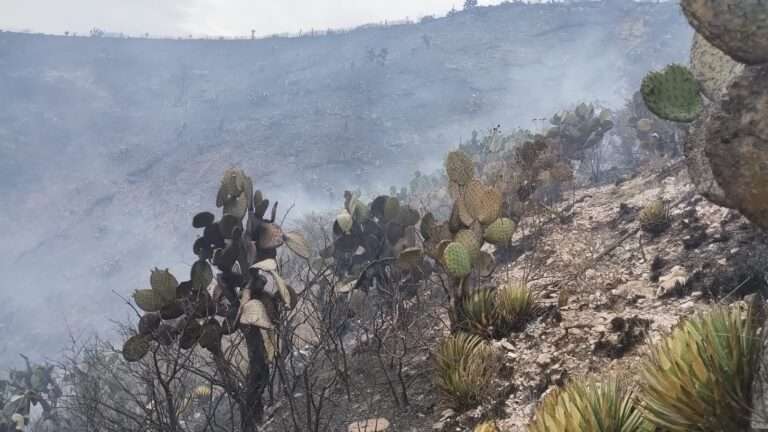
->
[160,301,185,320]
[192,212,215,228]
[445,151,475,185]
[335,211,354,235]
[179,319,203,350]
[351,200,370,223]
[138,313,162,336]
[443,242,472,278]
[454,229,482,264]
[198,320,223,351]
[133,289,165,312]
[191,260,213,292]
[483,218,517,245]
[150,268,178,303]
[641,64,703,123]
[383,197,401,222]
[122,335,151,362]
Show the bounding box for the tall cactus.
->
[122,169,307,432]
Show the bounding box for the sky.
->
[0,0,510,38]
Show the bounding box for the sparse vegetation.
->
[9,1,768,431]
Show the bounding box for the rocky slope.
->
[291,160,768,431]
[0,1,693,366]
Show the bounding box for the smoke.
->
[0,1,691,367]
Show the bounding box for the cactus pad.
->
[160,301,184,320]
[122,335,151,362]
[464,180,502,224]
[398,247,424,269]
[198,320,223,351]
[133,289,165,312]
[335,211,354,235]
[383,197,401,222]
[257,223,285,250]
[192,212,215,228]
[284,231,311,259]
[483,218,516,245]
[445,151,475,185]
[150,268,178,303]
[641,64,702,122]
[240,299,274,329]
[350,200,370,223]
[454,229,482,264]
[138,313,162,336]
[443,242,472,278]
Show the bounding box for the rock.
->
[614,280,656,299]
[535,353,553,367]
[657,266,690,298]
[705,65,768,230]
[593,315,651,359]
[348,418,390,432]
[682,227,708,250]
[684,111,732,207]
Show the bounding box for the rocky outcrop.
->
[704,66,768,229]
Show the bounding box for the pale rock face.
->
[704,65,768,230]
[681,0,768,65]
[683,109,732,208]
[689,33,744,102]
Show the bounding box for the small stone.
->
[536,353,553,367]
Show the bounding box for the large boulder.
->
[703,65,768,229]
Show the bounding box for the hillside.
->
[0,1,692,366]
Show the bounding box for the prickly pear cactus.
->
[641,64,703,123]
[483,218,516,245]
[443,242,472,278]
[123,169,305,364]
[445,150,475,185]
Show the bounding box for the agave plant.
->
[459,288,498,338]
[495,280,537,334]
[638,199,669,235]
[528,376,647,432]
[434,332,496,409]
[639,304,763,431]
